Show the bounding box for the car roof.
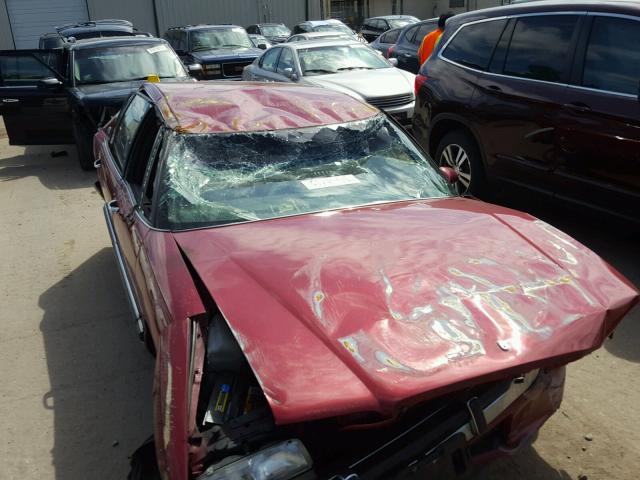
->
[369,15,419,20]
[69,36,166,50]
[169,24,244,31]
[293,31,351,38]
[299,19,346,26]
[143,82,378,134]
[447,0,640,26]
[285,38,362,49]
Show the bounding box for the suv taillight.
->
[415,73,428,97]
[387,45,395,58]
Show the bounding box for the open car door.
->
[0,50,73,145]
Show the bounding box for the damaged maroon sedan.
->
[94,82,638,480]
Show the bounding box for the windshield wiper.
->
[304,68,336,74]
[221,44,250,48]
[337,66,374,71]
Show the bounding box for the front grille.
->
[222,61,253,78]
[366,93,414,110]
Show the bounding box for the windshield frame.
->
[148,113,455,232]
[70,42,188,86]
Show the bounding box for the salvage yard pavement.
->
[0,119,638,479]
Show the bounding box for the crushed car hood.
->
[305,68,415,100]
[173,198,638,424]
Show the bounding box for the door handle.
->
[487,85,502,92]
[107,199,120,215]
[1,98,19,103]
[403,53,411,57]
[562,102,591,113]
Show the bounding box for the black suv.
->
[412,1,640,223]
[246,23,291,44]
[388,18,438,73]
[38,19,146,49]
[164,25,263,80]
[359,15,418,42]
[0,36,189,169]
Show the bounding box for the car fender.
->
[428,112,488,169]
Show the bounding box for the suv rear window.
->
[582,16,640,96]
[442,19,506,71]
[503,15,579,83]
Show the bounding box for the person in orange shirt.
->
[418,13,454,66]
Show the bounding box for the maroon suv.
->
[412,0,640,223]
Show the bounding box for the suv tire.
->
[72,117,95,171]
[435,130,485,197]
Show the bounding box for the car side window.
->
[247,26,256,34]
[380,20,389,31]
[276,48,295,75]
[412,23,436,46]
[175,32,187,53]
[383,29,400,44]
[0,53,57,86]
[260,48,281,72]
[111,94,152,170]
[581,16,640,96]
[442,19,507,71]
[503,15,579,83]
[403,25,418,45]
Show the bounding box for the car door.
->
[248,47,282,82]
[97,94,153,325]
[553,14,640,221]
[469,14,583,193]
[0,49,73,145]
[394,24,419,71]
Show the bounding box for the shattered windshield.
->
[155,115,453,230]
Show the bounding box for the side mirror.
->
[187,63,203,74]
[283,67,298,81]
[38,77,63,89]
[439,166,459,185]
[258,43,268,50]
[388,57,398,67]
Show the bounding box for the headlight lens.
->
[197,439,312,480]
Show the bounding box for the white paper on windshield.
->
[147,45,168,54]
[301,175,360,190]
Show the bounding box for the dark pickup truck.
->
[0,36,190,169]
[164,25,263,80]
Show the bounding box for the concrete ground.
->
[0,126,637,479]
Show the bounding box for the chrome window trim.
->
[565,83,637,99]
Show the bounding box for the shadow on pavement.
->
[472,445,572,480]
[39,248,154,479]
[0,145,95,190]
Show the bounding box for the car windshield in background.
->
[314,24,353,35]
[190,28,253,50]
[389,19,414,28]
[156,114,452,230]
[262,25,291,37]
[299,44,391,75]
[73,44,186,84]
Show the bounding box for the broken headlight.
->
[197,439,312,480]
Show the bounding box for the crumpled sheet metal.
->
[144,81,378,134]
[173,197,638,424]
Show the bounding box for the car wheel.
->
[72,117,95,171]
[435,130,485,196]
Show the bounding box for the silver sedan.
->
[242,39,416,123]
